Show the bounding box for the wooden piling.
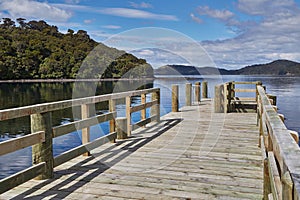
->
[267,94,277,106]
[172,85,179,112]
[195,82,201,103]
[202,81,208,98]
[185,83,192,106]
[31,112,53,179]
[141,94,146,127]
[116,117,127,139]
[214,84,224,113]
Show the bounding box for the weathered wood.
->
[109,99,116,141]
[185,83,192,106]
[126,96,131,137]
[0,131,45,156]
[131,115,157,131]
[282,171,293,200]
[289,130,299,144]
[53,132,117,167]
[31,112,53,179]
[233,88,257,93]
[194,82,201,103]
[116,118,127,139]
[214,84,224,113]
[130,100,158,113]
[52,112,116,138]
[141,94,146,126]
[202,81,208,98]
[172,85,179,112]
[0,162,45,194]
[0,88,160,121]
[151,90,160,122]
[268,152,281,200]
[81,104,90,156]
[261,135,271,200]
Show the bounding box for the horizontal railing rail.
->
[257,85,300,200]
[0,87,160,194]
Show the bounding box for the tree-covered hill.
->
[0,18,153,80]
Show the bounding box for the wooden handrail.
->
[0,87,160,194]
[257,85,300,200]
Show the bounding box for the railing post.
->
[116,117,127,139]
[172,85,179,112]
[195,82,201,103]
[185,83,192,106]
[202,81,208,98]
[141,94,146,127]
[81,104,91,156]
[267,94,277,106]
[31,112,53,179]
[109,99,116,143]
[126,96,131,137]
[151,90,160,122]
[282,171,293,200]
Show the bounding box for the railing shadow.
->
[10,118,183,199]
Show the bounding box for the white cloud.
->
[65,0,80,4]
[190,13,203,24]
[0,0,72,22]
[129,2,153,9]
[102,25,122,29]
[84,19,92,24]
[197,6,234,21]
[98,8,178,21]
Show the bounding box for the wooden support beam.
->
[172,85,179,112]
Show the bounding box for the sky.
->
[1,0,300,69]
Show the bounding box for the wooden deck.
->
[0,99,263,200]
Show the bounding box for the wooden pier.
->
[0,81,300,199]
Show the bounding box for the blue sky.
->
[1,0,300,69]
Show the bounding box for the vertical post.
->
[151,90,160,122]
[214,84,224,113]
[109,99,116,143]
[195,82,201,103]
[31,112,53,179]
[116,117,127,139]
[263,158,271,199]
[224,83,228,113]
[81,104,90,156]
[185,83,192,106]
[267,94,277,106]
[227,82,232,112]
[282,171,293,200]
[126,96,131,137]
[141,94,146,127]
[202,81,208,98]
[172,85,179,112]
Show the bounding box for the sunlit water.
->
[0,75,299,178]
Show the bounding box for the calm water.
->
[0,75,299,178]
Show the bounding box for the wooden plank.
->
[131,115,157,131]
[268,152,281,200]
[53,132,117,167]
[0,131,44,156]
[52,112,116,138]
[130,100,158,113]
[233,89,257,93]
[0,88,159,121]
[0,162,45,194]
[232,81,260,85]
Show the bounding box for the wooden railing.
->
[257,85,300,200]
[215,81,300,199]
[0,88,160,194]
[215,81,261,113]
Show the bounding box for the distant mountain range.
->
[154,60,300,76]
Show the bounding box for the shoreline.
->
[0,78,156,83]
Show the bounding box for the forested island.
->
[0,18,153,80]
[155,60,300,76]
